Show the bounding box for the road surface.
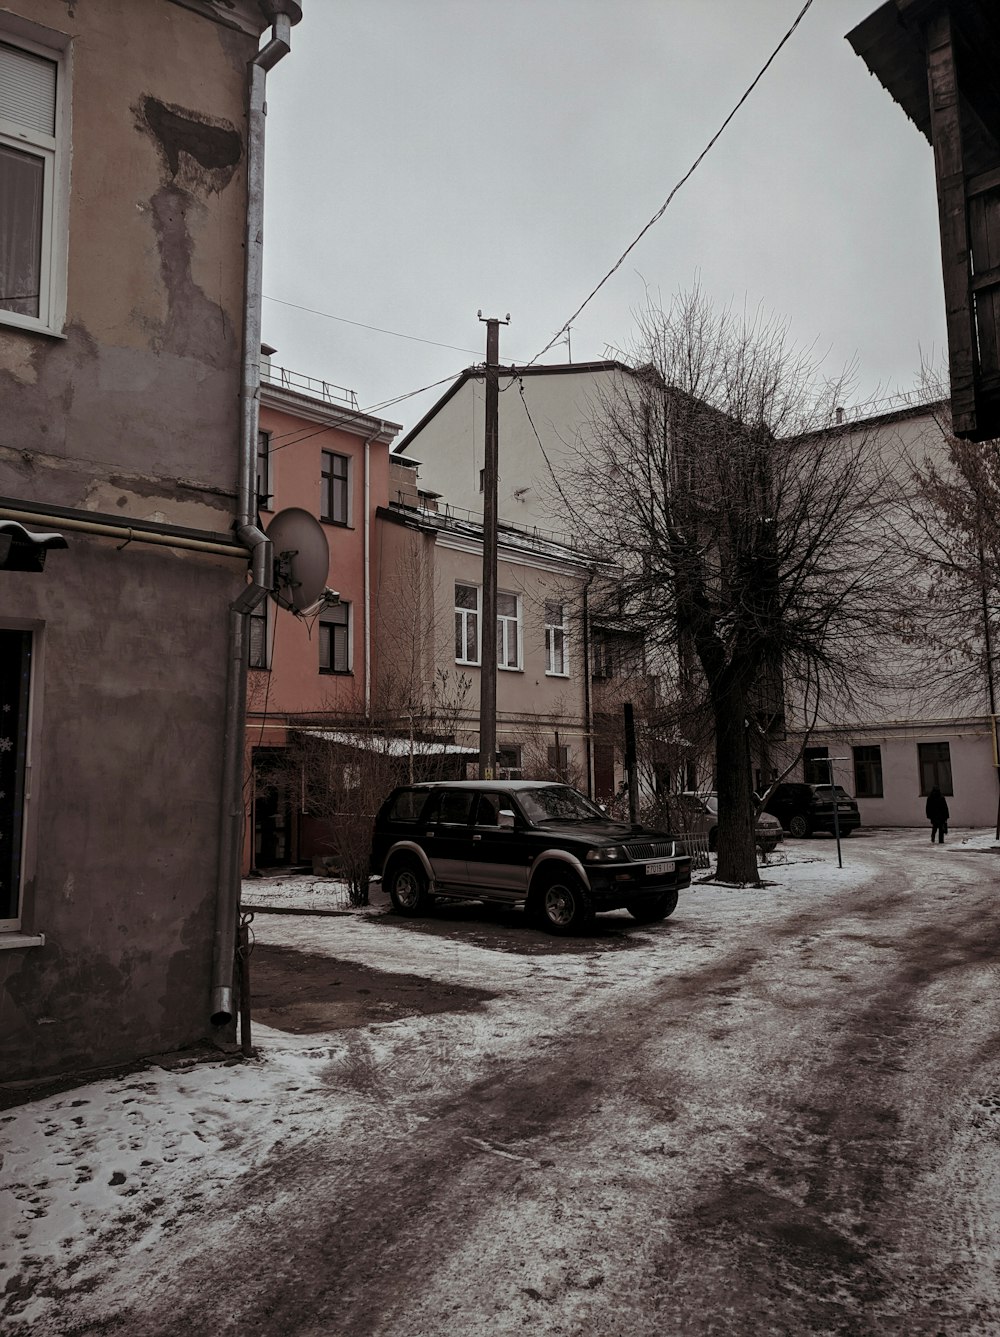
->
[4,831,1000,1335]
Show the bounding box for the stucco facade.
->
[375,487,598,792]
[246,364,400,869]
[777,402,1000,828]
[0,1,293,1081]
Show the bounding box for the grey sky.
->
[260,0,944,435]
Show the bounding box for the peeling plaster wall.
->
[0,544,239,1077]
[0,0,264,1081]
[0,0,257,528]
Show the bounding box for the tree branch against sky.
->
[568,289,911,883]
[893,397,1000,715]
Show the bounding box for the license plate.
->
[645,860,674,875]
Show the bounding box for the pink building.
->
[246,354,400,870]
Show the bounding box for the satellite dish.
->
[265,508,330,612]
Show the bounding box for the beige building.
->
[398,364,1000,828]
[778,398,1000,830]
[376,459,604,791]
[0,1,302,1081]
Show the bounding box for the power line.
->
[263,294,483,356]
[527,0,817,369]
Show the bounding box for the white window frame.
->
[545,600,568,676]
[0,619,44,946]
[0,23,70,338]
[497,591,522,671]
[319,601,351,674]
[455,582,481,666]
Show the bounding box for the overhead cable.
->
[526,0,817,369]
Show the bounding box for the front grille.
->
[623,840,674,861]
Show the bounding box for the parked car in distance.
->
[761,782,861,838]
[675,791,783,853]
[370,780,691,934]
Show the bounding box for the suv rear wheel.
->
[385,857,430,916]
[535,873,593,935]
[788,814,812,839]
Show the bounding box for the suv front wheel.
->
[788,814,812,839]
[627,890,679,924]
[385,857,430,916]
[535,873,593,935]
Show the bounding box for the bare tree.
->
[567,289,910,882]
[893,397,1000,716]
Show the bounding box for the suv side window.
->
[386,788,425,821]
[473,792,507,826]
[425,789,476,825]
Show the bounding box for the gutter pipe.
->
[0,503,249,558]
[211,7,298,1027]
[362,420,389,716]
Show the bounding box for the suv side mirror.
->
[498,809,515,830]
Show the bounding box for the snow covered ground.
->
[1,828,997,1335]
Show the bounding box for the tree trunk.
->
[712,679,761,883]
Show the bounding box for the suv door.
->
[466,791,529,900]
[421,789,476,888]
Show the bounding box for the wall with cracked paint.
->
[0,0,275,1081]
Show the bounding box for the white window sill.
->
[498,665,523,673]
[0,932,45,951]
[0,312,66,340]
[545,671,571,679]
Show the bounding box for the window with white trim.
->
[0,628,32,930]
[455,582,480,665]
[545,600,568,675]
[319,602,350,674]
[0,33,68,335]
[497,591,521,670]
[497,746,522,780]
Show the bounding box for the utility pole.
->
[478,310,509,780]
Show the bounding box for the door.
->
[421,788,476,888]
[466,791,529,900]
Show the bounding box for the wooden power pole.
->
[478,311,509,779]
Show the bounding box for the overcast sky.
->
[259,0,944,437]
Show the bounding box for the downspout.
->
[211,5,300,1027]
[583,564,597,799]
[362,420,390,717]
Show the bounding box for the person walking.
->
[926,785,949,844]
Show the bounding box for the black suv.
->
[370,780,691,934]
[762,782,861,838]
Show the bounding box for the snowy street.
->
[3,830,1000,1336]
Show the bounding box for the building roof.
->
[394,360,633,455]
[847,0,1000,147]
[377,500,611,572]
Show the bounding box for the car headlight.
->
[586,845,627,863]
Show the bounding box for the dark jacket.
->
[925,787,949,824]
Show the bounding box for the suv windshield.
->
[813,785,851,800]
[518,785,606,824]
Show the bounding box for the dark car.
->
[370,780,691,934]
[761,782,861,838]
[675,791,783,853]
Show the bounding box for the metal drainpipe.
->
[362,421,388,717]
[582,565,596,799]
[211,6,299,1027]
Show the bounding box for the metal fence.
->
[675,832,711,871]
